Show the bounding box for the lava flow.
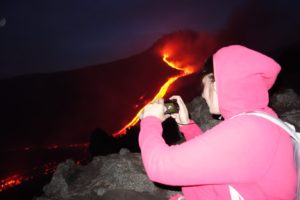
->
[0,143,88,192]
[114,53,195,136]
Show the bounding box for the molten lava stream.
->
[113,54,194,136]
[0,175,23,192]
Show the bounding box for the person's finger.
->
[170,95,183,104]
[169,95,180,100]
[152,99,160,104]
[170,113,179,121]
[157,98,164,104]
[163,106,167,113]
[165,113,170,118]
[139,113,144,120]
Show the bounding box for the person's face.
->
[201,74,220,114]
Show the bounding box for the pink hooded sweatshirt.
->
[139,45,297,199]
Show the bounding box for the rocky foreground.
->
[35,149,172,200]
[36,89,300,200]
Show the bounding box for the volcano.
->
[0,31,219,149]
[0,49,175,149]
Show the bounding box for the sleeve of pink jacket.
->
[139,116,278,186]
[179,119,204,141]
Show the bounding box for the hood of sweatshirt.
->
[213,45,281,119]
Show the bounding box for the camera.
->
[164,99,180,114]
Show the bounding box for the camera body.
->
[164,99,180,114]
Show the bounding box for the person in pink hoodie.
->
[139,45,297,199]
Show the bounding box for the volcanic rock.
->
[35,149,178,200]
[270,88,300,130]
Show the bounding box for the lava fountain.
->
[113,51,195,136]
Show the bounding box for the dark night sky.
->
[0,0,300,79]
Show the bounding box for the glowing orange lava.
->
[114,53,194,136]
[0,143,88,192]
[0,175,23,192]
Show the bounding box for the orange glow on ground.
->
[113,53,194,136]
[0,143,88,192]
[0,162,59,192]
[0,175,23,192]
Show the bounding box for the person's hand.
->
[140,99,167,122]
[169,95,190,125]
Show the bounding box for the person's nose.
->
[201,91,205,99]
